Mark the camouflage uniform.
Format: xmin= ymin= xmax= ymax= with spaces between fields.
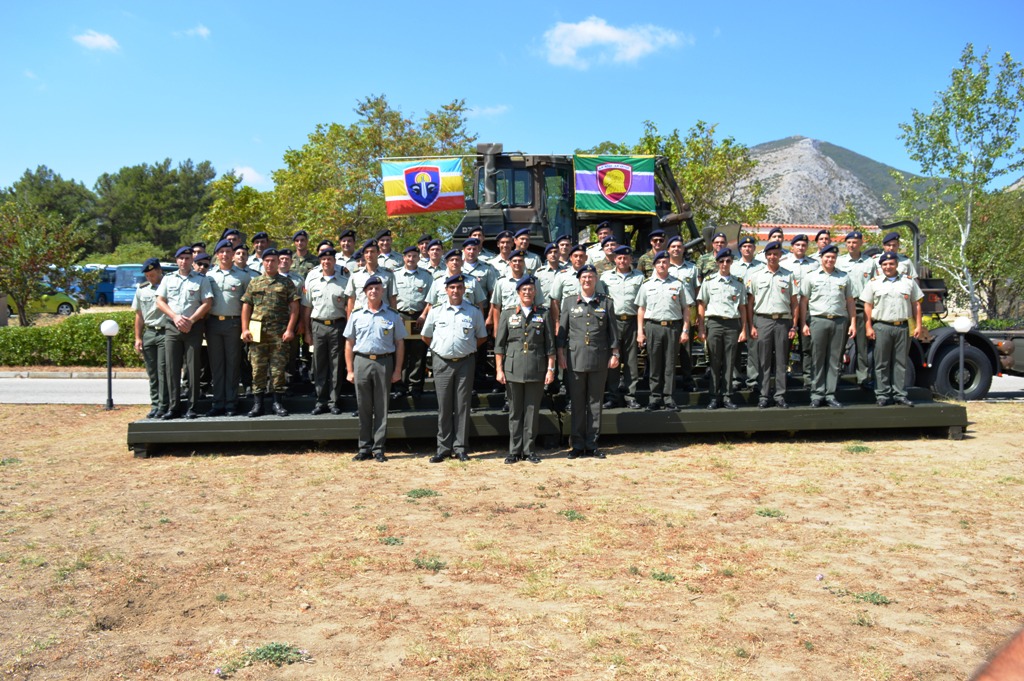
xmin=242 ymin=273 xmax=300 ymax=394
xmin=637 ymin=250 xmax=657 ymax=279
xmin=696 ymin=251 xmax=720 ymax=282
xmin=293 ymin=252 xmax=319 ymax=279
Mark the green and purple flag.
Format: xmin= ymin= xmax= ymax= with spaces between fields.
xmin=573 ymin=155 xmax=657 ymax=214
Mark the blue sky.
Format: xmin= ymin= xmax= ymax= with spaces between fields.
xmin=3 ymin=0 xmax=1023 ymax=192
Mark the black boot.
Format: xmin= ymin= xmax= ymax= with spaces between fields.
xmin=247 ymin=395 xmax=264 ymax=418
xmin=271 ymin=393 xmax=289 ymax=417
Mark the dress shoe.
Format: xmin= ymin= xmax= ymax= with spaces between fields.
xmin=504 ymin=455 xmax=517 ymax=465
xmin=758 ymin=397 xmax=770 ymax=409
xmin=594 ymin=450 xmax=606 ymax=459
xmin=153 ymin=410 xmax=166 ymax=419
xmin=722 ymin=397 xmax=738 ymax=410
xmin=146 ymin=408 xmax=158 ymax=419
xmin=663 ymin=400 xmax=679 ymax=412
xmin=706 ymin=399 xmax=719 ymax=410
xmin=374 ymin=452 xmax=388 ymax=462
xmin=456 ymin=452 xmax=469 ymax=462
xmin=647 ymin=401 xmax=663 ymax=412
xmin=270 ymin=394 xmax=289 ymax=417
xmin=603 ymin=398 xmax=619 ymax=409
xmin=184 ymin=410 xmax=200 ymax=420
xmin=206 ymin=407 xmax=226 ymax=417
xmin=810 ymin=399 xmax=824 ymax=409
xmin=429 ymin=454 xmax=446 ymax=463
xmin=826 ymin=398 xmax=844 ymax=408
xmin=352 ymin=452 xmax=372 ymax=462
xmin=876 ymin=397 xmax=890 ymax=406
xmin=894 ymin=396 xmax=915 ymax=407
xmin=860 ymin=380 xmax=876 ymax=392
xmin=311 ymin=403 xmax=328 ymax=416
xmin=390 ymin=389 xmax=406 ymax=400
xmin=502 ymin=400 xmax=510 ymax=413
xmin=625 ymin=397 xmax=642 ymax=409
xmin=247 ymin=396 xmax=264 ymax=417
xmin=161 ymin=410 xmax=179 ymax=420
xmin=527 ymin=455 xmax=541 ymax=464
xmin=774 ymin=398 xmax=789 ymax=409
xmin=330 ymin=406 xmax=343 ymax=415
xmin=568 ymin=449 xmax=583 ymax=459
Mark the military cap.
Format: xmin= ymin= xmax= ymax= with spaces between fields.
xmin=374 ymin=229 xmax=392 ymax=240
xmin=509 ymin=249 xmax=526 ymax=260
xmin=819 ymin=244 xmax=839 ymax=256
xmin=652 ymin=250 xmax=669 ymax=264
xmin=261 ymin=248 xmax=279 ymax=259
xmin=712 ymin=231 xmax=728 ymax=242
xmin=544 ymin=242 xmax=557 ymax=256
xmin=514 ymin=227 xmax=531 ymax=238
xmin=214 ymin=239 xmax=234 ymax=253
xmin=234 ymin=243 xmax=248 ymax=252
xmin=427 ymin=239 xmax=442 ymax=249
xmin=790 ymin=234 xmax=809 ymax=245
xmin=191 ymin=241 xmax=206 ymax=250
xmin=595 ymin=221 xmax=612 ymax=232
xmin=277 ymin=248 xmax=292 ymax=257
xmin=878 ymin=251 xmax=898 ymax=264
xmin=363 ymin=275 xmax=383 ymax=289
xmin=555 ymin=234 xmax=572 ymax=244
xmin=174 ymin=246 xmax=193 ymax=258
xmin=600 ymin=235 xmax=617 ymax=246
xmin=468 ymin=225 xmax=485 ymax=235
xmin=252 ymin=231 xmax=269 ymax=242
xmin=738 ymin=236 xmax=756 ymax=247
xmin=402 ymin=245 xmax=419 ymax=255
xmin=292 ymin=229 xmax=309 ymax=240
xmin=444 ymin=273 xmax=466 ymax=286
xmin=767 ymin=227 xmax=785 ymax=239
xmin=815 ymin=229 xmax=831 ymax=240
xmin=649 ymin=229 xmax=666 ymax=240
xmin=845 ymin=230 xmax=864 ymax=240
xmin=462 ymin=237 xmax=481 ymax=247
xmin=763 ymin=241 xmax=783 ymax=253
xmin=715 ymin=247 xmax=734 ymax=261
xmin=666 ymin=235 xmax=683 ymax=247
xmin=319 ymin=248 xmax=337 ymax=258
xmin=515 ymin=275 xmax=537 ymax=291
xmin=317 ymin=239 xmax=335 ymax=249
xmin=612 ymin=245 xmax=632 ymax=256
xmin=882 ymin=231 xmax=900 ymax=244
xmin=338 ymin=229 xmax=356 ymax=240
xmin=353 ymin=249 xmax=364 ymax=260
xmin=496 ymin=230 xmax=514 ymax=242
xmin=417 ymin=233 xmax=433 ymax=244
xmin=360 ymin=238 xmax=379 ymax=251
xmin=568 ymin=244 xmax=584 ymax=256
xmin=221 ymin=228 xmax=241 ymax=238
xmin=194 ymin=252 xmax=211 ymax=264
xmin=443 ymin=248 xmax=461 ymax=262
xmin=575 ymin=263 xmax=598 ymax=278
xmin=141 ymin=258 xmax=161 ymax=273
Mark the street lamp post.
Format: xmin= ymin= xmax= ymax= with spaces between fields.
xmin=100 ymin=319 xmax=120 ymax=410
xmin=951 ymin=316 xmax=974 ymax=402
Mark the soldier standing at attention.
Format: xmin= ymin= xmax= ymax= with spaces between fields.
xmin=592 ymin=235 xmax=619 ymax=275
xmin=132 ymin=258 xmax=169 ymax=419
xmin=755 ymin=227 xmax=788 ymax=263
xmin=637 ymin=249 xmax=692 ymax=411
xmin=248 ymin=231 xmax=270 ymax=274
xmin=873 ymin=231 xmax=918 ymax=279
xmin=781 ymin=234 xmax=818 ymax=384
xmin=337 ymin=229 xmax=359 ymax=273
xmin=600 ymin=245 xmax=644 ymax=409
xmin=746 ymin=241 xmax=797 ymax=409
xmin=241 ymin=248 xmax=300 ymax=417
xmin=345 ymin=276 xmax=406 ymax=462
xmin=696 ymin=232 xmax=729 ymax=282
xmin=494 ymin=275 xmax=556 ymax=464
xmin=836 ymin=230 xmax=877 ymax=390
xmin=666 ymin=235 xmax=700 ymax=392
xmin=862 ymin=251 xmax=923 ymax=406
xmin=156 ymin=246 xmax=213 ymax=419
xmin=557 ymin=264 xmax=620 ymax=459
xmin=801 ymin=244 xmax=855 ymax=408
xmin=303 ymin=248 xmax=350 ymax=415
xmin=555 ymin=234 xmax=573 ymax=267
xmin=732 ymin=236 xmax=764 ymax=393
xmin=423 ymin=239 xmax=446 ymax=279
xmin=205 ymin=239 xmax=251 ymax=417
xmin=392 ymin=245 xmax=433 ymax=399
xmin=421 ymin=274 xmax=489 ymax=463
xmin=534 ymin=242 xmax=565 ymax=302
xmin=375 ymin=229 xmax=402 ymax=271
xmin=512 ymin=228 xmax=542 ymax=274
xmin=697 ymin=248 xmax=748 ymax=410
xmin=814 ymin=229 xmax=832 ymax=256
xmin=490 ymin=230 xmax=516 ymax=278
xmin=637 ymin=229 xmax=666 ymax=279
xmin=345 ymin=240 xmax=397 ymax=314
xmin=416 ymin=233 xmax=433 ymax=260
xmin=291 ymin=230 xmax=319 ymax=279
xmin=586 ymin=221 xmax=614 ymax=264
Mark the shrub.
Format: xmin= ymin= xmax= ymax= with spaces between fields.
xmin=0 ymin=311 xmax=142 ymax=368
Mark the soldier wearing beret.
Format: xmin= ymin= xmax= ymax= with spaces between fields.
xmin=557 ymin=264 xmax=620 ymax=459
xmin=337 ymin=230 xmax=359 ymax=273
xmin=873 ymin=231 xmax=918 ymax=279
xmin=345 ymin=240 xmax=397 ymax=314
xmin=732 ymin=235 xmax=764 ymax=392
xmin=697 ymin=232 xmax=729 ymax=282
xmin=303 ymin=248 xmax=350 ymax=414
xmin=423 ymin=249 xmax=487 ymax=318
xmin=862 ymin=252 xmax=923 ymax=406
xmin=204 ymin=239 xmax=251 ymax=416
xmin=192 ymin=251 xmax=211 ymax=274
xmin=697 ymin=248 xmax=748 ymax=409
xmin=836 ymin=230 xmax=877 ymax=389
xmin=814 ymin=229 xmax=832 ymax=255
xmin=549 ymin=245 xmax=608 ymax=332
xmin=585 ymin=221 xmax=614 ymax=264
xmin=241 ymin=248 xmax=300 ymax=417
xmin=494 ymin=275 xmax=556 ymax=464
xmin=600 ymin=244 xmax=644 ymax=409
xmin=374 ymin=229 xmax=402 ymax=272
xmin=248 ymin=231 xmax=270 ymax=273
xmin=513 ymin=227 xmax=542 ymax=273
xmin=156 ymin=246 xmax=214 ymax=419
xmin=636 ymin=250 xmax=692 ymax=411
xmin=755 ymin=226 xmax=788 ymax=263
xmin=781 ymin=234 xmax=819 ymax=384
xmin=423 ymin=239 xmax=446 ymax=279
xmin=534 ymin=242 xmax=567 ymax=303
xmin=345 ymin=275 xmax=406 ymax=461
xmin=667 ymin=235 xmax=701 ymax=392
xmin=132 ymin=258 xmax=169 ymax=419
xmin=291 ymin=230 xmax=319 ymax=279
xmin=466 ymin=226 xmax=498 ymax=263
xmin=490 ymin=230 xmax=517 ymax=278
xmin=747 ymin=241 xmax=798 ymax=408
xmin=800 ymin=244 xmax=855 ymax=408
xmin=592 ymin=235 xmax=619 ymax=275
xmin=421 ymin=274 xmax=489 ymax=462
xmin=637 ymin=229 xmax=666 ymax=279
xmin=392 ymin=245 xmax=433 ymax=398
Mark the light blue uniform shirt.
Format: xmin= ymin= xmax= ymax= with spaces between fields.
xmin=343 ymin=304 xmax=407 ymax=354
xmin=422 ymin=301 xmax=488 ymax=359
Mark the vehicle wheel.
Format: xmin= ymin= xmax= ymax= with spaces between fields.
xmin=904 ymin=358 xmax=916 ymax=390
xmin=56 ymin=302 xmax=74 ymax=315
xmin=931 ymin=344 xmax=992 ymax=400
xmin=97 ymin=294 xmax=108 ymax=305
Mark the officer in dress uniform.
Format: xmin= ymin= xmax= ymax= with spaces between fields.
xmin=600 ymin=245 xmax=644 ymax=409
xmin=666 ymin=235 xmax=700 ymax=392
xmin=746 ymin=241 xmax=798 ymax=409
xmin=697 ymin=248 xmax=748 ymax=410
xmin=494 ymin=275 xmax=556 ymax=464
xmin=862 ymin=251 xmax=924 ymax=406
xmin=303 ymin=248 xmax=350 ymax=414
xmin=205 ymin=239 xmax=251 ymax=416
xmin=344 ymin=275 xmax=406 ymax=462
xmin=421 ymin=274 xmax=489 ymax=462
xmin=637 ymin=249 xmax=692 ymax=411
xmin=392 ymin=245 xmax=433 ymax=398
xmin=836 ymin=230 xmax=877 ymax=389
xmin=156 ymin=246 xmax=214 ymax=419
xmin=557 ymin=264 xmax=620 ymax=459
xmin=132 ymin=258 xmax=169 ymax=418
xmin=800 ymin=244 xmax=855 ymax=408
xmin=241 ymin=249 xmax=300 ymax=417
xmin=732 ymin=235 xmax=764 ymax=392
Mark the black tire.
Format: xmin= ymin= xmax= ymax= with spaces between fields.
xmin=931 ymin=344 xmax=992 ymax=400
xmin=56 ymin=302 xmax=74 ymax=315
xmin=904 ymin=358 xmax=916 ymax=390
xmin=97 ymin=294 xmax=108 ymax=305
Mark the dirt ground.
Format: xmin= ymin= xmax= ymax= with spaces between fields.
xmin=1 ymin=402 xmax=1021 ymax=680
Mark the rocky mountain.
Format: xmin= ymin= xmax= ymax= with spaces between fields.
xmin=742 ymin=136 xmax=914 ymax=224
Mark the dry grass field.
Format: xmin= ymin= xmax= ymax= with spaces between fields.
xmin=1 ymin=402 xmax=1021 ymax=680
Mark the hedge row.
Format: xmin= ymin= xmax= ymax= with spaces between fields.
xmin=0 ymin=311 xmax=143 ymax=368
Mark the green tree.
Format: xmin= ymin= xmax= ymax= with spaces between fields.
xmin=0 ymin=201 xmax=96 ymax=326
xmin=0 ymin=166 xmax=97 ymax=225
xmin=891 ymin=44 xmax=1024 ymax=321
xmin=199 ymin=172 xmax=274 ymax=246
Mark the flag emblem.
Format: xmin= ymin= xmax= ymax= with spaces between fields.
xmin=597 ymin=163 xmax=632 ymax=204
xmin=405 ymin=166 xmax=441 ymax=209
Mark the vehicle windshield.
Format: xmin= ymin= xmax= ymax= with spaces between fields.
xmin=115 ymin=266 xmax=144 ymax=288
xmin=476 ymin=168 xmax=532 ymax=207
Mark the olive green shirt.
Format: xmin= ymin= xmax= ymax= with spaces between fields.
xmin=131 ymin=282 xmax=165 ymax=328
xmin=635 ymin=275 xmax=692 ymax=321
xmin=156 ymin=270 xmax=213 ymax=327
xmin=859 ymin=276 xmax=924 ymax=322
xmin=836 ymin=252 xmax=876 ymax=298
xmin=745 ymin=266 xmax=796 ymax=316
xmin=303 ymin=270 xmax=349 ymax=319
xmin=207 ymin=265 xmax=251 ymax=317
xmin=698 ymin=274 xmax=747 ymax=319
xmin=801 ymin=268 xmax=853 ymax=317
xmin=599 ymin=268 xmax=644 ymax=317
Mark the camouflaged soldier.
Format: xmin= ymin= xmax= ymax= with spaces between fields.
xmin=291 ymin=230 xmax=319 ymax=279
xmin=862 ymin=251 xmax=924 ymax=406
xmin=241 ymin=249 xmax=300 ymax=417
xmin=592 ymin=235 xmax=619 ymax=275
xmin=637 ymin=229 xmax=666 ymax=279
xmin=697 ymin=232 xmax=729 ymax=282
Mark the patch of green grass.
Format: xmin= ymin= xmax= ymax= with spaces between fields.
xmin=379 ymin=536 xmax=403 ymax=546
xmin=735 ymin=647 xmax=749 ymax=658
xmin=719 ymin=567 xmax=735 ymax=578
xmin=996 ymin=475 xmax=1024 ymax=485
xmin=215 ymin=642 xmax=311 ymax=678
xmin=651 ymin=571 xmax=675 ymax=583
xmin=406 ymin=488 xmax=440 ymax=499
xmin=803 ymin=640 xmax=814 ymax=651
xmin=159 ymin=517 xmax=171 ymax=524
xmin=215 ymin=593 xmax=229 ymax=602
xmin=852 ymin=611 xmax=874 ymax=627
xmin=844 ymin=443 xmax=873 ymax=454
xmin=558 ymin=509 xmax=585 ymax=522
xmin=627 ymin=565 xmax=641 ymax=576
xmin=755 ymin=507 xmax=784 ymax=518
xmin=854 ymin=591 xmax=892 ymax=605
xmin=20 ymin=555 xmax=47 ymax=568
xmin=0 ymin=457 xmax=22 ymax=466
xmin=413 ymin=555 xmax=446 ymax=572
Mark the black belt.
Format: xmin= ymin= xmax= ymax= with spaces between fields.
xmin=439 ymin=355 xmax=472 ymax=362
xmin=312 ymin=318 xmax=344 ymax=325
xmin=355 ymin=352 xmax=393 ymax=360
xmin=813 ymin=314 xmax=845 ymax=320
xmin=875 ymin=319 xmax=907 ymax=326
xmin=397 ymin=309 xmax=423 ymax=317
xmin=213 ymin=315 xmax=240 ymax=320
xmin=616 ymin=314 xmax=636 ymax=321
xmin=145 ymin=325 xmax=165 ymax=332
xmin=756 ymin=313 xmax=791 ymax=320
xmin=646 ymin=319 xmax=679 ymax=326
xmin=705 ymin=315 xmax=737 ymax=320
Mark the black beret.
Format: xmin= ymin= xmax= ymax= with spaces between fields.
xmin=738 ymin=236 xmax=756 ymax=247
xmin=509 ymin=249 xmax=526 ymax=260
xmin=375 ymin=229 xmax=392 ymax=239
xmin=261 ymin=248 xmax=279 ymax=259
xmin=402 ymin=245 xmax=418 ymax=255
xmin=883 ymin=231 xmax=900 ymax=244
xmin=649 ymin=229 xmax=666 ymax=239
xmin=879 ymin=251 xmax=898 ymax=263
xmin=338 ymin=229 xmax=356 ymax=239
xmin=666 ymin=235 xmax=683 ymax=247
xmin=819 ymin=244 xmax=839 ymax=256
xmin=174 ymin=246 xmax=192 ymax=258
xmin=712 ymin=232 xmax=728 ymax=241
xmin=568 ymin=244 xmax=584 ymax=256
xmin=360 ymin=239 xmax=378 ymax=251
xmin=600 ymin=235 xmax=617 ymax=246
xmin=514 ymin=227 xmax=531 ymax=238
xmin=715 ymin=248 xmax=734 ymax=261
xmin=252 ymin=231 xmax=269 ymax=242
xmin=515 ymin=275 xmax=537 ymax=291
xmin=427 ymin=239 xmax=442 ymax=249
xmin=764 ymin=241 xmax=782 ymax=253
xmin=595 ymin=221 xmax=612 ymax=232
xmin=845 ymin=230 xmax=863 ymax=240
xmin=767 ymin=227 xmax=784 ymax=238
xmin=555 ymin=234 xmax=572 ymax=244
xmin=191 ymin=242 xmax=206 ymax=250
xmin=444 ymin=273 xmax=466 ymax=286
xmin=496 ymin=230 xmax=514 ymax=241
xmin=462 ymin=237 xmax=481 ymax=247
xmin=194 ymin=252 xmax=211 ymax=263
xmin=444 ymin=248 xmax=461 ymax=261
xmin=141 ymin=257 xmax=161 ymax=273
xmin=544 ymin=242 xmax=557 ymax=256
xmin=317 ymin=239 xmax=335 ymax=249
xmin=277 ymin=248 xmax=292 ymax=257
xmin=575 ymin=264 xmax=597 ymax=278
xmin=221 ymin=228 xmax=241 ymax=238
xmin=292 ymin=230 xmax=309 ymax=240
xmin=417 ymin=233 xmax=433 ymax=244
xmin=815 ymin=229 xmax=831 ymax=240
xmin=652 ymin=250 xmax=669 ymax=264
xmin=319 ymin=248 xmax=337 ymax=258
xmin=790 ymin=234 xmax=809 ymax=245
xmin=214 ymin=239 xmax=234 ymax=253
xmin=612 ymin=245 xmax=632 ymax=256
xmin=363 ymin=275 xmax=383 ymax=289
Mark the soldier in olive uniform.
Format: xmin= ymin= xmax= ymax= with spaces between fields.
xmin=345 ymin=275 xmax=406 ymax=462
xmin=513 ymin=227 xmax=542 ymax=273
xmin=781 ymin=234 xmax=819 ymax=383
xmin=873 ymin=232 xmax=918 ymax=279
xmin=248 ymin=231 xmax=270 ymax=274
xmin=862 ymin=251 xmax=923 ymax=406
xmin=534 ymin=242 xmax=566 ymax=303
xmin=132 ymin=258 xmax=169 ymax=418
xmin=755 ymin=227 xmax=788 ymax=263
xmin=557 ymin=264 xmax=620 ymax=459
xmin=303 ymin=248 xmax=350 ymax=414
xmin=666 ymin=235 xmax=700 ymax=392
xmin=423 ymin=239 xmax=446 ymax=279
xmin=600 ymin=245 xmax=644 ymax=409
xmin=205 ymin=239 xmax=251 ymax=416
xmin=836 ymin=230 xmax=877 ymax=389
xmin=156 ymin=246 xmax=214 ymax=419
xmin=637 ymin=229 xmax=666 ymax=279
xmin=585 ymin=222 xmax=614 ymax=264
xmin=800 ymin=244 xmax=855 ymax=408
xmin=346 ymin=240 xmax=397 ymax=312
xmin=697 ymin=248 xmax=748 ymax=409
xmin=746 ymin=241 xmax=798 ymax=409
xmin=392 ymin=245 xmax=433 ymax=398
xmin=241 ymin=249 xmax=300 ymax=417
xmin=732 ymin=236 xmax=764 ymax=392
xmin=494 ymin=275 xmax=556 ymax=464
xmin=592 ymin=235 xmax=618 ymax=275
xmin=636 ymin=250 xmax=692 ymax=411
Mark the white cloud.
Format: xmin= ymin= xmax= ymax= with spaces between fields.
xmin=185 ymin=24 xmax=210 ymax=39
xmin=234 ymin=165 xmax=271 ymax=189
xmin=24 ymin=70 xmax=37 ymax=79
xmin=467 ymin=105 xmax=509 ymax=119
xmin=543 ymin=16 xmax=683 ymax=70
xmin=73 ymin=29 xmax=120 ymax=51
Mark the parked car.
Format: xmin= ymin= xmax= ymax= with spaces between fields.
xmin=8 ymin=291 xmax=80 ymax=316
